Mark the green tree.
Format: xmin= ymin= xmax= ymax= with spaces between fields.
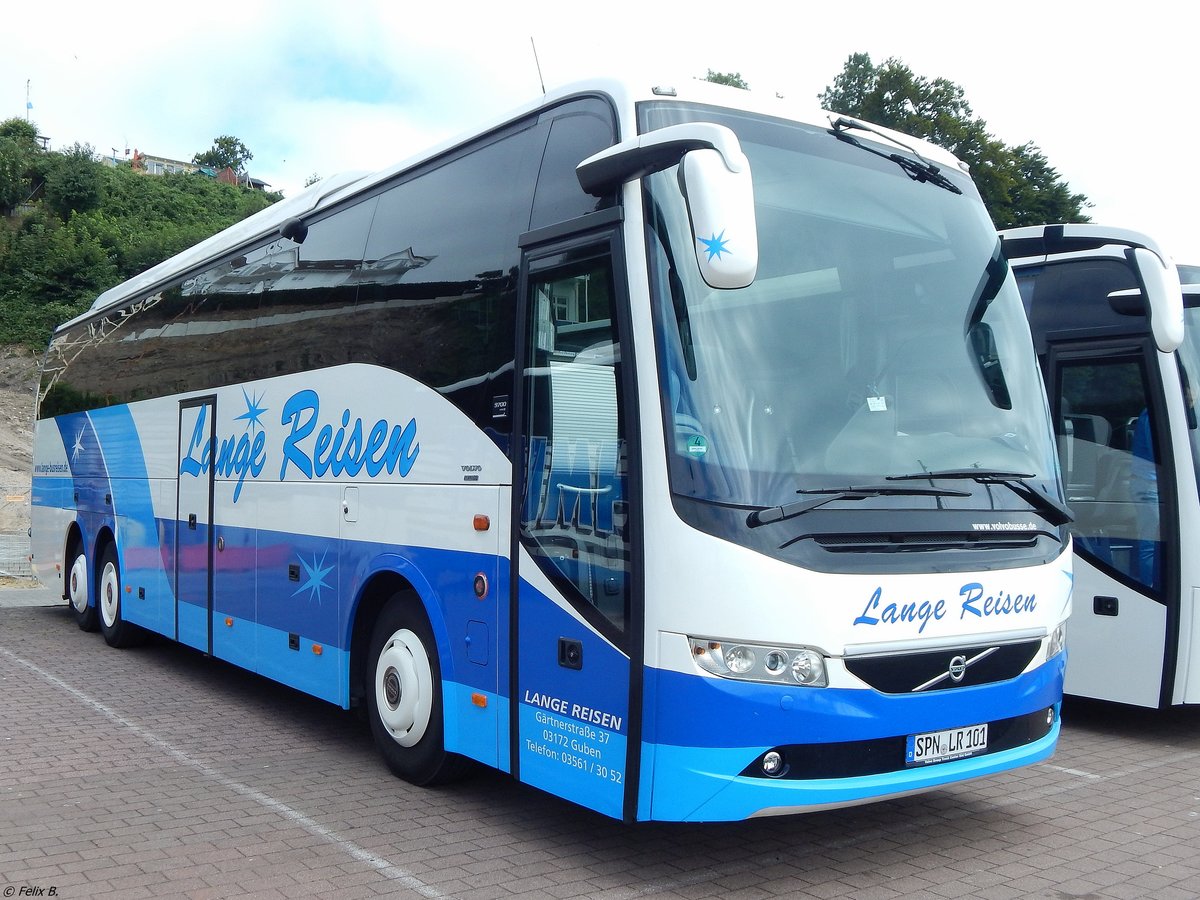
xmin=0 ymin=118 xmax=39 ymax=147
xmin=704 ymin=69 xmax=749 ymax=90
xmin=43 ymin=143 xmax=104 ymax=218
xmin=193 ymin=135 xmax=254 ymax=174
xmin=819 ymin=53 xmax=1089 ymax=228
xmin=0 ymin=136 xmax=279 ymax=347
xmin=0 ymin=117 xmax=42 ymax=214
xmin=0 ymin=212 xmax=118 ymax=345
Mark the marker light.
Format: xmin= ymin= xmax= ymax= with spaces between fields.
xmin=690 ymin=637 xmax=828 ymax=687
xmin=1047 ymin=622 xmax=1067 ymax=660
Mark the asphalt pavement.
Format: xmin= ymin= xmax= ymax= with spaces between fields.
xmin=2 ymin=580 xmax=1200 ymax=898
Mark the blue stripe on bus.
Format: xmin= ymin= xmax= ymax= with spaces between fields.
xmin=643 ymin=658 xmax=1063 ymax=748
xmin=640 ymin=715 xmax=1061 ymax=822
xmin=444 ymin=682 xmax=506 ymax=769
xmin=638 ymin=661 xmax=1063 ymax=820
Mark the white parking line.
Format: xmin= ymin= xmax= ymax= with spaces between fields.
xmin=1039 ymin=764 xmax=1102 ymax=779
xmin=0 ymin=645 xmax=446 ymax=899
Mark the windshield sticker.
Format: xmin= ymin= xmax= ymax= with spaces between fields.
xmin=867 ymin=396 xmax=888 ymax=412
xmin=686 ymin=434 xmax=709 ymax=457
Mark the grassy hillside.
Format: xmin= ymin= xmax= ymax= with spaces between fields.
xmin=0 ymin=134 xmax=279 ymax=348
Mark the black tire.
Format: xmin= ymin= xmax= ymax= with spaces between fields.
xmin=96 ymin=543 xmax=145 ymax=648
xmin=365 ymin=592 xmax=471 ymax=786
xmin=66 ymin=541 xmax=97 ymax=632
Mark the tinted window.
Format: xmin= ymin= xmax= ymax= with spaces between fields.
xmin=353 ymin=123 xmax=544 ymax=440
xmin=39 ymin=202 xmax=377 ymax=419
xmin=40 ymin=124 xmax=546 ymax=443
xmin=1058 ymin=356 xmax=1165 ymax=594
xmin=530 ymin=98 xmax=617 ymax=230
xmin=521 ymin=251 xmax=631 ymax=634
xmin=1019 ymin=259 xmax=1142 ymax=351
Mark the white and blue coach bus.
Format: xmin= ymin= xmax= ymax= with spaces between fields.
xmin=31 ymin=78 xmax=1070 ymax=822
xmin=1001 ymin=224 xmax=1197 ymax=708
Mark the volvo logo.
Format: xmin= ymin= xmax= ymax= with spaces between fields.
xmin=912 ymin=646 xmax=999 ymax=692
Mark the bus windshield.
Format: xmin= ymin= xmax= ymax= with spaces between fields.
xmin=1175 ymin=304 xmax=1200 ymax=498
xmin=642 ymin=103 xmax=1059 ymax=511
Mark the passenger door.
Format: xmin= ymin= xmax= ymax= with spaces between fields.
xmin=1049 ymin=342 xmax=1177 ymax=706
xmin=176 ymin=397 xmax=215 ymax=653
xmin=512 ymin=228 xmax=639 ymax=820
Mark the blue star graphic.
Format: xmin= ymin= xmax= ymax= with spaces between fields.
xmin=235 ymin=388 xmax=268 ymax=431
xmin=293 ymin=551 xmax=334 ymax=605
xmin=698 ymin=230 xmax=732 ymax=261
xmin=71 ymin=430 xmax=85 ymax=464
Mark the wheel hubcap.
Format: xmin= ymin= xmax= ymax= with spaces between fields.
xmin=69 ymin=555 xmax=88 ymax=614
xmin=100 ymin=563 xmax=119 ymax=628
xmin=374 ymin=628 xmax=433 ymax=748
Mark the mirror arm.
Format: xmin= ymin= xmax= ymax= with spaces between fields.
xmin=577 ymin=123 xmax=747 ymax=196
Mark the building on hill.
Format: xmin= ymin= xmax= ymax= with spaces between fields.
xmin=104 ymin=149 xmax=270 ymax=190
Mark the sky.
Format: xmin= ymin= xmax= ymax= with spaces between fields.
xmin=4 ymin=1 xmax=1197 ymax=261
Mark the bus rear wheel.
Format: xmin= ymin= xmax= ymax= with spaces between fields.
xmin=97 ymin=544 xmax=144 ymax=649
xmin=366 ymin=592 xmax=470 ymax=786
xmin=67 ymin=543 xmax=97 ymax=632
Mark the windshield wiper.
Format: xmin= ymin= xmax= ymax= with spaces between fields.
xmin=747 ymin=483 xmax=970 ymax=528
xmin=830 ymin=117 xmax=963 ymax=195
xmin=887 ymin=468 xmax=1074 ymax=526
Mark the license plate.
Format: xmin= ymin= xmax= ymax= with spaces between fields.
xmin=906 ymin=723 xmax=988 ymax=766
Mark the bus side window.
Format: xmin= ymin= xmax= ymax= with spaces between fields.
xmin=1059 ymin=358 xmax=1163 ymax=593
xmin=530 ymin=99 xmax=617 ymax=231
xmin=521 ymin=255 xmax=630 ymax=633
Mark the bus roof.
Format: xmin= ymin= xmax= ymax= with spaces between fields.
xmin=1000 ymin=223 xmax=1171 ymax=265
xmin=65 ymin=77 xmax=967 ymax=333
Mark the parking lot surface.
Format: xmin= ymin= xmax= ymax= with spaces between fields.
xmin=2 ymin=590 xmax=1199 ymax=899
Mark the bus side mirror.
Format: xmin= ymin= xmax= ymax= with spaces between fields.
xmin=679 ymin=147 xmax=758 ymax=290
xmin=1134 ymin=246 xmax=1184 ymax=352
xmin=577 ymin=122 xmax=758 ymax=289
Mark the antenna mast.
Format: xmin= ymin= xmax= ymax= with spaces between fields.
xmin=530 ymin=37 xmax=546 ymax=95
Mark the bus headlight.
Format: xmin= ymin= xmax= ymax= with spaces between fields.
xmin=690 ymin=637 xmax=828 ymax=687
xmin=1047 ymin=622 xmax=1067 ymax=660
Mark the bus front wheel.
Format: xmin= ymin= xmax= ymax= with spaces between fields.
xmin=366 ymin=593 xmax=469 ymax=786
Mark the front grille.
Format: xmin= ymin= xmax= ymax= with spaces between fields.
xmin=844 ymin=640 xmax=1042 ymax=693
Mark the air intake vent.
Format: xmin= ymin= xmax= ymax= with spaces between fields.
xmin=845 ymin=640 xmax=1041 ymax=693
xmin=813 ymin=532 xmax=1038 ymax=553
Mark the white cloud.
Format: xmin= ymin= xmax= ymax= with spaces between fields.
xmin=3 ymin=0 xmax=1196 ymax=258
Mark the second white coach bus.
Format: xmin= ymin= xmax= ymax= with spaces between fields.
xmin=1001 ymin=224 xmax=1197 ymax=708
xmin=32 ymin=78 xmax=1070 ymax=821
